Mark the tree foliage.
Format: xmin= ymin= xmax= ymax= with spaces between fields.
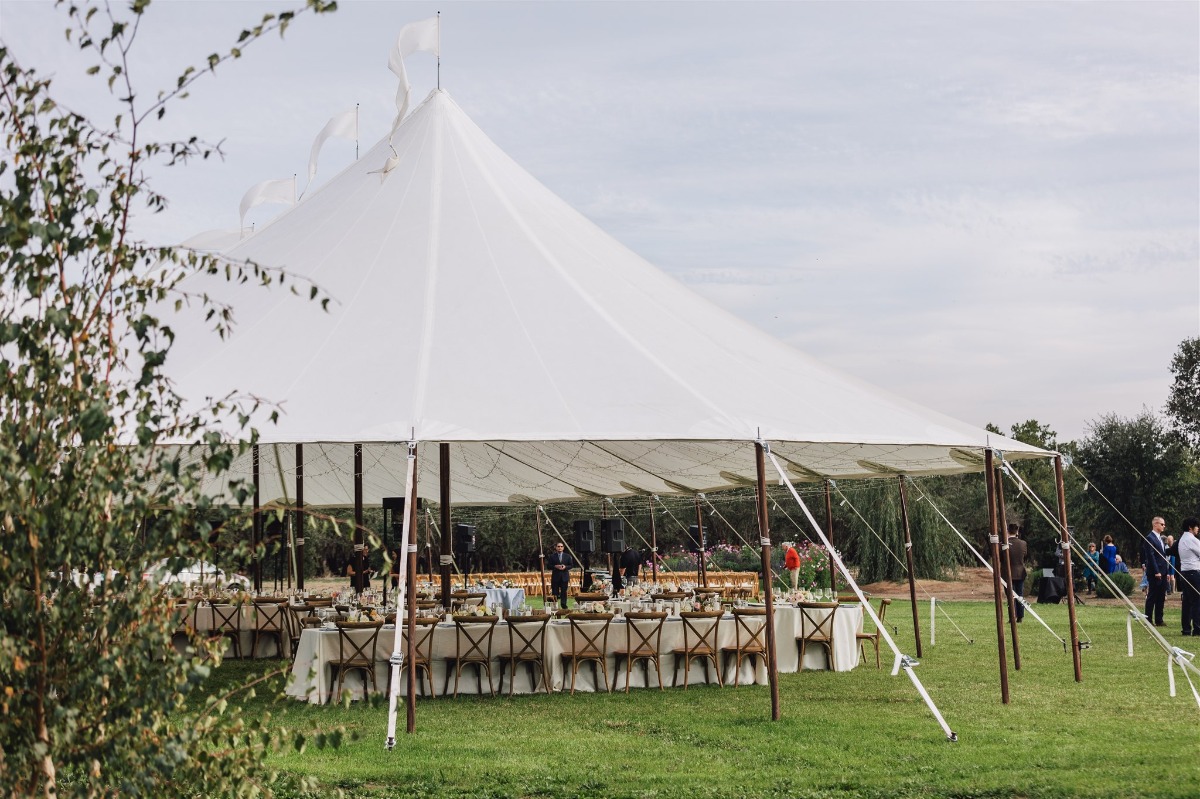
xmin=0 ymin=1 xmax=334 ymax=795
xmin=1074 ymin=409 xmax=1199 ymax=559
xmin=1167 ymin=336 xmax=1200 ymax=450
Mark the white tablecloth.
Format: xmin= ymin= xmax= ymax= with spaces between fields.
xmin=482 ymin=587 xmax=526 ymax=610
xmin=183 ymin=603 xmax=286 ymax=659
xmin=286 ymin=603 xmax=862 ymax=703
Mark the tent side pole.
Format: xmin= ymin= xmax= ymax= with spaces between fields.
xmin=648 ymin=495 xmax=659 ymax=585
xmin=295 ymin=443 xmax=305 ymax=591
xmin=439 ymin=443 xmax=453 ymax=606
xmin=535 ymin=508 xmax=549 ymax=602
xmin=252 ymin=444 xmax=261 ymax=593
xmin=824 ymin=480 xmax=836 ymax=595
xmin=354 ymin=444 xmax=364 ymax=595
xmin=996 ymin=467 xmax=1021 ymax=669
xmin=406 ymin=447 xmax=420 ymax=733
xmin=755 ymin=442 xmax=781 ymax=721
xmin=984 ymin=449 xmax=1010 ymax=704
xmin=694 ymin=495 xmax=708 ymax=587
xmin=897 ymin=475 xmax=923 ymax=658
xmin=1055 ymin=455 xmax=1083 ymax=682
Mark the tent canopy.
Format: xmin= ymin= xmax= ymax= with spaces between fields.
xmin=167 ymin=89 xmax=1050 ymax=506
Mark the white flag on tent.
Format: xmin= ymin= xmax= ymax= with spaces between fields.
xmin=306 ymin=108 xmax=357 ymax=188
xmin=239 ymin=178 xmax=295 ymax=228
xmin=388 ymin=16 xmax=439 ymax=134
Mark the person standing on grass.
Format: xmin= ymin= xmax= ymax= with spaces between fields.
xmin=784 ymin=542 xmax=801 ymax=591
xmin=1101 ymin=535 xmax=1118 ymax=574
xmin=1083 ymin=543 xmax=1100 ymax=594
xmin=1176 ymin=518 xmax=1200 ymax=637
xmin=1142 ymin=516 xmax=1170 ymax=627
xmin=1007 ymin=524 xmax=1028 ymax=622
xmin=548 ymin=541 xmax=574 ymax=610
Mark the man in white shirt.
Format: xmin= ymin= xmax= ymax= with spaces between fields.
xmin=1176 ymin=517 xmax=1200 ymax=636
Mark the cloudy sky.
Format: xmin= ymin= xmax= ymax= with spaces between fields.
xmin=2 ymin=1 xmax=1197 ymax=442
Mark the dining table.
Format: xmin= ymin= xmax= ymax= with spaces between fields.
xmin=286 ymin=601 xmax=862 ymax=703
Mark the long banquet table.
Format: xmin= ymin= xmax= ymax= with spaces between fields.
xmin=286 ymin=603 xmax=862 ymax=704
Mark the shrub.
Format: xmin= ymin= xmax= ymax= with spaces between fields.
xmin=1097 ymin=571 xmax=1136 ymax=599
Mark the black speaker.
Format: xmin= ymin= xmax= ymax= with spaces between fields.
xmin=687 ymin=524 xmax=705 ymax=553
xmin=453 ymin=523 xmax=476 ymax=553
xmin=600 ymin=518 xmax=625 ymax=553
xmin=573 ymin=520 xmax=596 ymax=553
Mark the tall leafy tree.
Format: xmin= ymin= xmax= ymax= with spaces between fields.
xmin=1073 ymin=410 xmax=1200 ymax=560
xmin=0 ymin=1 xmax=334 ymax=795
xmin=1167 ymin=336 xmax=1200 ymax=450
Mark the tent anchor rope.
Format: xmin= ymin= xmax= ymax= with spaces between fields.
xmin=833 ymin=484 xmax=973 ymax=645
xmin=384 ymin=441 xmax=418 ymax=751
xmin=765 ymin=445 xmax=957 ymax=742
xmin=906 ymin=478 xmax=1066 ymax=647
xmin=998 ymin=462 xmax=1200 ymax=698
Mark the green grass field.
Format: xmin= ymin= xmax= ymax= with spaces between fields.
xmin=213 ymin=599 xmax=1199 ymax=798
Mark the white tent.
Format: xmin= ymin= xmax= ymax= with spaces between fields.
xmin=167 ymin=88 xmax=1050 ymax=506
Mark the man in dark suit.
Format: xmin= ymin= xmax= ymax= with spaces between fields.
xmin=548 ymin=541 xmax=574 ymax=610
xmin=1007 ymin=524 xmax=1028 ymax=622
xmin=1142 ymin=516 xmax=1170 ymax=626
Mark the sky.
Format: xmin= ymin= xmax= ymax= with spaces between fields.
xmin=1 ymin=0 xmax=1197 ymax=443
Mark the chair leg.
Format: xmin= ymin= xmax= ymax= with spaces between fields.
xmin=653 ymin=656 xmax=663 ymax=691
xmin=874 ymin=637 xmax=881 ymax=669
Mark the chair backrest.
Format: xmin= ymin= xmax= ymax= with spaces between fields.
xmin=207 ymin=601 xmax=241 ymax=632
xmin=622 ymin=611 xmax=666 ymax=655
xmin=253 ymin=600 xmax=285 ymax=631
xmin=872 ymin=598 xmax=892 ymax=629
xmin=574 ymin=592 xmax=607 ymax=602
xmin=565 ymin=613 xmax=613 ymax=656
xmin=506 ymin=616 xmax=549 ymax=660
xmin=452 ymin=616 xmax=498 ymax=662
xmin=400 ymin=616 xmax=441 ymax=662
xmin=731 ymin=607 xmax=767 ymax=651
xmin=335 ymin=621 xmax=383 ymax=664
xmin=679 ymin=611 xmax=723 ymax=654
xmin=796 ymin=601 xmax=838 ymax=642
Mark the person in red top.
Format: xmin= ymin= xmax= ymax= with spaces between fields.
xmin=783 ymin=542 xmax=801 ymax=590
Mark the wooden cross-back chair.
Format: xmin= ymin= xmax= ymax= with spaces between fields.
xmin=673 ymin=611 xmax=723 ymax=689
xmin=328 ymin=620 xmax=383 ymax=704
xmin=857 ymin=597 xmax=892 ymax=669
xmin=499 ymin=616 xmax=550 ymax=695
xmin=561 ymin=613 xmax=613 ymax=695
xmin=206 ymin=600 xmax=243 ymax=659
xmin=722 ymin=607 xmax=768 ymax=686
xmin=444 ymin=616 xmax=499 ymax=697
xmin=796 ymin=601 xmax=839 ymax=671
xmin=383 ymin=615 xmax=440 ymax=698
xmin=612 ymin=611 xmax=667 ymax=692
xmin=251 ymin=600 xmax=287 ymax=659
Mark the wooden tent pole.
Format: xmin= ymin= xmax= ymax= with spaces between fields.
xmin=897 ymin=475 xmax=923 ymax=658
xmin=295 ymin=443 xmax=305 ymax=591
xmin=823 ymin=480 xmax=835 ymax=594
xmin=995 ymin=467 xmax=1021 ymax=669
xmin=984 ymin=449 xmax=1010 ymax=704
xmin=535 ymin=508 xmax=549 ymax=602
xmin=252 ymin=444 xmax=261 ymax=593
xmin=648 ymin=495 xmax=659 ymax=585
xmin=405 ymin=448 xmax=419 ymax=733
xmin=693 ymin=495 xmax=708 ymax=587
xmin=354 ymin=444 xmax=364 ymax=594
xmin=755 ymin=442 xmax=781 ymax=720
xmin=439 ymin=443 xmax=453 ymax=606
xmin=1056 ymin=455 xmax=1083 ymax=682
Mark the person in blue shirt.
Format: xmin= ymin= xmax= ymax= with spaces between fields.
xmin=1101 ymin=535 xmax=1118 ymax=574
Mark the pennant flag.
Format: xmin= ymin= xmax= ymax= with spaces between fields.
xmin=388 ymin=16 xmax=440 ymax=134
xmin=239 ymin=178 xmax=295 ymax=228
xmin=306 ymin=108 xmax=357 ymax=188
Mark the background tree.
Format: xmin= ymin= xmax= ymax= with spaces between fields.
xmin=0 ymin=2 xmax=334 ymax=795
xmin=1073 ymin=409 xmax=1200 ymax=559
xmin=1166 ymin=336 xmax=1200 ymax=450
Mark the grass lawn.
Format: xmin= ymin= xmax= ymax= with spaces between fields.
xmin=211 ymin=599 xmax=1199 ymax=798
